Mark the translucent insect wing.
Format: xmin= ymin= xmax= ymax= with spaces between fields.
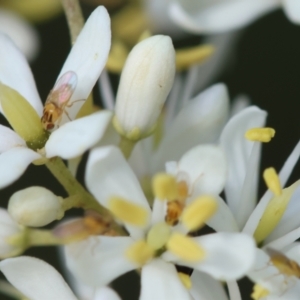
xmin=53 ymin=71 xmax=77 ymax=105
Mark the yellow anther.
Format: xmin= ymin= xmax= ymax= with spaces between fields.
xmin=176 ymin=44 xmax=214 ymax=72
xmin=108 ymin=197 xmax=148 ymax=226
xmin=181 ymin=196 xmax=217 ymax=232
xmin=251 ymin=284 xmax=269 ymax=300
xmin=152 ymin=173 xmax=178 ymax=201
xmin=245 ymin=127 xmax=275 ymax=143
xmin=125 ymin=240 xmax=154 ymax=266
xmin=263 ymin=167 xmax=282 ymax=196
xmin=254 ymin=180 xmax=300 ymax=243
xmin=178 ymin=272 xmax=192 ymax=289
xmin=166 ymin=233 xmax=205 ymax=262
xmin=146 ymin=222 xmax=171 ymax=250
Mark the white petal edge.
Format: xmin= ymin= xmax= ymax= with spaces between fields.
xmin=86 ymin=145 xmax=151 ymax=239
xmin=169 ymin=0 xmax=280 ymax=34
xmin=177 ymin=144 xmax=227 ymax=196
xmin=283 ymin=0 xmax=300 ymax=24
xmin=220 ymin=106 xmax=267 ymax=216
xmin=190 ymin=271 xmax=229 ymax=300
xmin=64 ymin=236 xmax=136 ymax=287
xmin=0 ymin=147 xmax=41 ymax=189
xmin=0 ymin=125 xmax=26 ymax=153
xmin=0 ymin=256 xmax=77 ymax=300
xmin=57 ymin=6 xmax=111 ymax=123
xmin=93 ymin=287 xmax=121 ymax=300
xmin=0 ymin=34 xmax=42 ymax=116
xmin=140 ymin=259 xmax=191 ymax=300
xmin=45 ymin=110 xmax=112 ymax=159
xmin=152 ymin=83 xmax=229 ymax=172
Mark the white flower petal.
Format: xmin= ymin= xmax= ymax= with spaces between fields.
xmin=57 ymin=6 xmax=111 ymax=123
xmin=140 ymin=259 xmax=191 ymax=300
xmin=220 ymin=106 xmax=267 ymax=216
xmin=93 ymin=287 xmax=121 ymax=300
xmin=45 ymin=111 xmax=112 ymax=159
xmin=0 ymin=9 xmax=39 ymax=61
xmin=177 ymin=144 xmax=227 ymax=196
xmin=152 ymin=84 xmax=229 ymax=172
xmin=283 ymin=0 xmax=300 ymax=24
xmin=0 ymin=34 xmax=42 ymax=116
xmin=169 ymin=0 xmax=280 ymax=34
xmin=0 ymin=125 xmax=26 ymax=153
xmin=0 ymin=256 xmax=77 ymax=300
xmin=166 ymin=233 xmax=256 ymax=280
xmin=190 ymin=271 xmax=228 ymax=300
xmin=86 ymin=146 xmax=151 ymax=238
xmin=0 ymin=147 xmax=41 ymax=189
xmin=64 ymin=236 xmax=136 ymax=287
xmin=206 ymin=196 xmax=239 ymax=233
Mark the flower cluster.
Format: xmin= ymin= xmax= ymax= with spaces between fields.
xmin=0 ymin=1 xmax=299 ymax=300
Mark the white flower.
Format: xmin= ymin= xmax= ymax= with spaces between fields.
xmin=0 ymin=9 xmax=39 ymax=61
xmin=0 ymin=256 xmax=121 ymax=300
xmin=0 ymin=208 xmax=25 ymax=258
xmin=248 ymin=246 xmax=300 ymax=300
xmin=168 ymin=0 xmax=300 ymax=34
xmin=0 ymin=6 xmax=112 ymax=189
xmin=63 ymin=145 xmax=256 ymax=299
xmin=206 ymin=104 xmax=300 ymax=251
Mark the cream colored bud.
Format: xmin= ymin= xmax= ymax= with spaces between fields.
xmin=114 ymin=35 xmax=175 ymax=140
xmin=8 ymin=187 xmax=64 ymax=227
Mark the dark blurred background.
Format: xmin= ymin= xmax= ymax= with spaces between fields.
xmin=1 ymin=2 xmax=300 ymax=299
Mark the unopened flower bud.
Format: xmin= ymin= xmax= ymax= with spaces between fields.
xmin=8 ymin=187 xmax=64 ymax=227
xmin=114 ymin=35 xmax=175 ymax=141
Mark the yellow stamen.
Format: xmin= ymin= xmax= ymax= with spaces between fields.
xmin=178 ymin=272 xmax=192 ymax=289
xmin=176 ymin=44 xmax=214 ymax=72
xmin=146 ymin=222 xmax=171 ymax=250
xmin=166 ymin=233 xmax=205 ymax=262
xmin=152 ymin=173 xmax=178 ymax=201
xmin=106 ymin=40 xmax=128 ymax=73
xmin=254 ymin=180 xmax=300 ymax=243
xmin=125 ymin=240 xmax=154 ymax=266
xmin=245 ymin=127 xmax=275 ymax=143
xmin=108 ymin=197 xmax=148 ymax=226
xmin=251 ymin=284 xmax=269 ymax=300
xmin=138 ymin=30 xmax=152 ymax=42
xmin=263 ymin=167 xmax=282 ymax=196
xmin=181 ymin=196 xmax=217 ymax=232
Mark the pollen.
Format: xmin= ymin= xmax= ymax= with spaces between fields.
xmin=166 ymin=232 xmax=205 ymax=262
xmin=146 ymin=222 xmax=171 ymax=250
xmin=108 ymin=197 xmax=149 ymax=226
xmin=263 ymin=167 xmax=282 ymax=196
xmin=178 ymin=272 xmax=192 ymax=289
xmin=181 ymin=196 xmax=217 ymax=232
xmin=125 ymin=240 xmax=154 ymax=266
xmin=251 ymin=284 xmax=269 ymax=300
xmin=245 ymin=127 xmax=275 ymax=143
xmin=165 ymin=200 xmax=185 ymax=226
xmin=152 ymin=173 xmax=178 ymax=201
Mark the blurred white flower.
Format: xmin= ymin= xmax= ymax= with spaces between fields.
xmin=0 ymin=9 xmax=39 ymax=61
xmin=0 ymin=256 xmax=121 ymax=300
xmin=0 ymin=6 xmax=113 ymax=188
xmin=63 ymin=145 xmax=256 ymax=299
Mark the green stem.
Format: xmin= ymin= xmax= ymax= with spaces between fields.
xmin=119 ymin=136 xmax=136 ymax=159
xmin=60 ymin=0 xmax=84 ymax=44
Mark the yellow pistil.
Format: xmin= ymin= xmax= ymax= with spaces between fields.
xmin=108 ymin=197 xmax=148 ymax=226
xmin=125 ymin=240 xmax=155 ymax=266
xmin=245 ymin=127 xmax=275 ymax=142
xmin=152 ymin=173 xmax=178 ymax=201
xmin=263 ymin=167 xmax=282 ymax=196
xmin=166 ymin=232 xmax=205 ymax=262
xmin=251 ymin=284 xmax=270 ymax=300
xmin=176 ymin=44 xmax=214 ymax=72
xmin=181 ymin=196 xmax=217 ymax=232
xmin=146 ymin=222 xmax=171 ymax=250
xmin=178 ymin=273 xmax=192 ymax=289
xmin=254 ymin=180 xmax=300 ymax=243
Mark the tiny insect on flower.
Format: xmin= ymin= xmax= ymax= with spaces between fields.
xmin=41 ymin=71 xmax=77 ymax=131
